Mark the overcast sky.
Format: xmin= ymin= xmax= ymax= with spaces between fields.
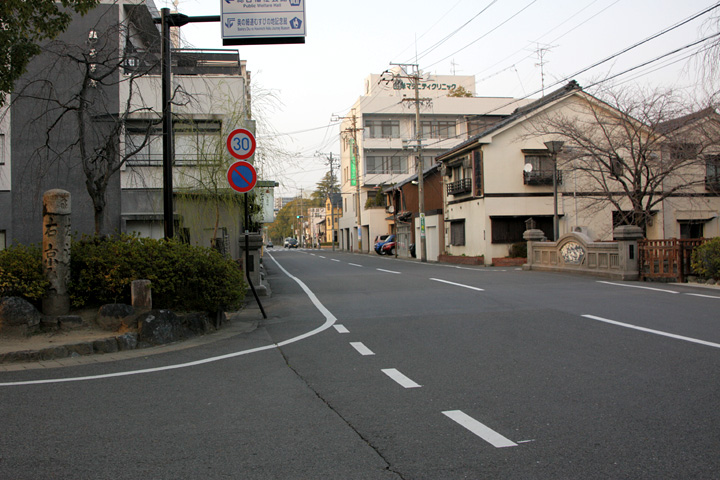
xmin=162 ymin=0 xmax=719 ymax=197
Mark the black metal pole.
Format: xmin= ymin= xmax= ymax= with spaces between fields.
xmin=245 ymin=192 xmax=267 ymax=319
xmin=161 ymin=8 xmax=174 ymax=239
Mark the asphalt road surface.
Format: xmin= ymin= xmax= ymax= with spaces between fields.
xmin=1 ymin=248 xmax=719 ymax=479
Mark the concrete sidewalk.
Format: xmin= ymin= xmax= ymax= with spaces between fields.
xmin=0 ymin=309 xmax=259 ymax=372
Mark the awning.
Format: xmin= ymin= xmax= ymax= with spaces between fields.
xmin=675 ymin=210 xmax=718 ymax=221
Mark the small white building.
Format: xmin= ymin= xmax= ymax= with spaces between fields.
xmin=438 ymin=81 xmax=720 ymax=265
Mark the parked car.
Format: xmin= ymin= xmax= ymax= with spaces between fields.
xmin=286 ymin=238 xmax=298 ymax=249
xmin=374 ymin=234 xmax=390 ymax=255
xmin=375 ymin=234 xmax=395 ymax=255
xmin=380 ymin=235 xmax=396 ymax=255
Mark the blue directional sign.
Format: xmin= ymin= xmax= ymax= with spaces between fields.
xmin=227 ymin=161 xmax=257 ymax=193
xmin=222 ymin=0 xmax=306 ymax=46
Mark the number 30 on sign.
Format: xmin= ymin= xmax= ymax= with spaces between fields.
xmin=226 ymin=128 xmax=256 ymax=160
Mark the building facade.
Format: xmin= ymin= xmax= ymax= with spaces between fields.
xmin=337 ymin=69 xmax=530 ymax=254
xmin=437 ymin=82 xmax=720 ymax=265
xmin=1 ymin=0 xmax=265 ymax=259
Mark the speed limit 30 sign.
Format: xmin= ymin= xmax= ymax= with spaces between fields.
xmin=226 ymin=128 xmax=256 ymax=160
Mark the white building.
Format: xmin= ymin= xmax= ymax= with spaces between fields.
xmin=337 ymin=69 xmax=530 ymax=254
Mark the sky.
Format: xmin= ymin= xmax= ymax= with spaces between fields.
xmin=158 ymin=0 xmax=719 ymax=197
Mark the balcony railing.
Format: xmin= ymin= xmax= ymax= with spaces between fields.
xmin=523 ymin=170 xmax=563 ymax=186
xmin=447 ymin=178 xmax=472 ymax=195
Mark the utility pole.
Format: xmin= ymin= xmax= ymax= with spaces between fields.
xmin=335 ymin=110 xmax=363 ymax=253
xmin=317 ymin=151 xmax=339 ymax=251
xmin=385 ymin=63 xmax=430 ymax=262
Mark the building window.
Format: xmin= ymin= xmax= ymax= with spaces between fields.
xmin=669 ymin=142 xmax=698 ymax=160
xmin=491 ymin=216 xmax=552 ymax=244
xmin=0 ymin=230 xmax=5 ymax=251
xmin=680 ymin=221 xmax=704 ymax=239
xmin=365 ymin=119 xmax=400 ymax=139
xmin=523 ymin=153 xmax=559 ymax=186
xmin=420 ymin=120 xmax=456 ymax=139
xmin=366 ymin=154 xmax=407 ymax=174
xmin=125 ymin=121 xmax=221 ymax=166
xmin=0 ymin=134 xmax=4 ymax=165
xmin=450 ymin=220 xmax=465 ymax=246
xmin=706 ymin=155 xmax=720 ymax=191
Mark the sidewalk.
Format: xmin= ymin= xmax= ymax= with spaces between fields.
xmin=0 ymin=309 xmax=259 ymax=372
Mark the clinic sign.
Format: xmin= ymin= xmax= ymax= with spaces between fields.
xmin=222 ymin=0 xmax=306 ymax=46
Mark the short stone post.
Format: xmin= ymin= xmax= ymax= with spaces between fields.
xmin=613 ymin=225 xmax=644 ymax=280
xmin=132 ymin=279 xmax=152 ymax=311
xmin=523 ymin=228 xmax=547 ymax=268
xmin=238 ymin=233 xmax=267 ymax=296
xmin=42 ymin=190 xmax=72 ymax=316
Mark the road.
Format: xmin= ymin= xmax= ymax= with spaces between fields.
xmin=1 ymin=248 xmax=719 ymax=479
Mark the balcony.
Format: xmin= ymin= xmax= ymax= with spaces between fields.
xmin=447 ymin=178 xmax=472 ymax=195
xmin=523 ymin=170 xmax=562 ymax=186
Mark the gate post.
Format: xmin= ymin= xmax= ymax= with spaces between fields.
xmin=613 ymin=225 xmax=644 ymax=280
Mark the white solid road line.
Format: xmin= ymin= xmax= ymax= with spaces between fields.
xmin=443 ymin=410 xmax=517 ymax=448
xmin=333 ymin=324 xmax=350 ymax=333
xmin=685 ymin=293 xmax=720 ymax=300
xmin=0 ymin=252 xmax=338 ymax=387
xmin=381 ymin=368 xmax=421 ymax=388
xmin=430 ymin=278 xmax=484 ymax=291
xmin=582 ymin=314 xmax=720 ymax=349
xmin=350 ymin=342 xmax=375 ymax=356
xmin=597 ymin=281 xmax=678 ymax=294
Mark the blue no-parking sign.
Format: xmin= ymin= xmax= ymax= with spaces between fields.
xmin=227 ymin=161 xmax=257 ymax=193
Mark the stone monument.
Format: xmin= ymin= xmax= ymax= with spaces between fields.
xmin=42 ymin=189 xmax=71 ymax=316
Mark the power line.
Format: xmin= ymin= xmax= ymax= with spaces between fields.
xmin=425 ymin=0 xmax=540 ymax=70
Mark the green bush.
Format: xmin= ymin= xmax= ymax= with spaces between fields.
xmin=0 ymin=244 xmax=49 ymax=304
xmin=691 ymin=237 xmax=720 ymax=280
xmin=70 ymin=234 xmax=246 ymax=312
xmin=508 ymin=241 xmax=528 ymax=258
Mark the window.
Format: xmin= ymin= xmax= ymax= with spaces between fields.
xmin=366 ymin=154 xmax=407 ymax=174
xmin=0 ymin=134 xmax=4 ymax=165
xmin=491 ymin=216 xmax=552 ymax=244
xmin=680 ymin=221 xmax=704 ymax=239
xmin=419 ymin=120 xmax=456 ymax=139
xmin=670 ymin=143 xmax=698 ymax=160
xmin=365 ymin=119 xmax=399 ymax=139
xmin=0 ymin=230 xmax=5 ymax=251
xmin=706 ymin=155 xmax=720 ymax=191
xmin=125 ymin=121 xmax=221 ymax=166
xmin=450 ymin=220 xmax=465 ymax=246
xmin=523 ymin=153 xmax=558 ymax=185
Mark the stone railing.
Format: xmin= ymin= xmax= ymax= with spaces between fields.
xmin=523 ymin=226 xmax=644 ymax=280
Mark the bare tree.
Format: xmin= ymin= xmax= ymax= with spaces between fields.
xmin=528 ymin=85 xmax=720 ymax=231
xmin=12 ymin=7 xmax=171 ymax=235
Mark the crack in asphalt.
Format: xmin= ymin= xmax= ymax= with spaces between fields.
xmin=277 ymin=345 xmax=408 ymax=480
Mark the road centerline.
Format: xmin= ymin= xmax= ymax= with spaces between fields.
xmin=377 ymin=268 xmax=401 ymax=274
